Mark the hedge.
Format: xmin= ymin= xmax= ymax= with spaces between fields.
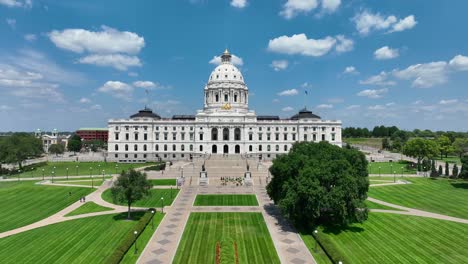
xmin=107 ymin=208 xmax=156 ymax=264
xmin=315 ymin=230 xmax=351 ymax=264
xmin=144 ymin=163 xmax=166 ymax=171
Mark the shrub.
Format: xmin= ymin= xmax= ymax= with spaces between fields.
xmin=107 ymin=208 xmax=156 ymax=264
xmin=314 ymin=231 xmax=351 ymax=264
xmin=144 ymin=163 xmax=166 ymax=171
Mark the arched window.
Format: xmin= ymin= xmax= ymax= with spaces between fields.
xmin=259 ymin=145 xmax=263 ymax=151
xmin=181 ymin=145 xmax=185 ymax=151
xmin=134 ymin=145 xmax=138 ymax=151
xmin=234 ymin=128 xmax=241 ymax=141
xmin=199 ymin=145 xmax=203 ymax=152
xmin=223 ymin=128 xmax=229 ymax=141
xmin=211 ymin=128 xmax=218 ymax=141
xmin=125 ymin=144 xmax=128 ymax=151
xmin=215 ymin=93 xmax=219 ymax=102
xmin=164 ymin=144 xmax=167 ymax=151
xmin=143 ymin=144 xmax=147 ymax=151
xmin=155 ymin=144 xmax=159 ymax=151
xmin=224 ymin=94 xmax=228 ymax=102
xmin=249 ymin=145 xmax=252 ymax=152
xmin=115 ymin=145 xmax=119 ymax=151
xmin=284 ymin=145 xmax=288 ymax=151
xmin=234 ymin=94 xmax=238 ymax=102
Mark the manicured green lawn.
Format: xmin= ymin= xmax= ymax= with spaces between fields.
xmin=301 ymin=234 xmax=332 ymax=264
xmin=365 ymin=200 xmax=401 ymax=211
xmin=149 ymin=179 xmax=176 ymax=186
xmin=302 ymin=213 xmax=468 ymax=264
xmin=102 ymin=188 xmax=179 ymax=208
xmin=343 ymin=137 xmax=383 ymax=149
xmin=120 ymin=212 xmax=165 ymax=263
xmin=368 ymin=161 xmax=416 ymax=175
xmin=56 ymin=180 xmax=104 ymax=187
xmin=369 ymin=178 xmax=468 ymax=219
xmin=65 ymin=202 xmax=113 ymax=217
xmin=0 ymin=213 xmax=145 ymax=263
xmin=173 ymin=212 xmax=279 ymax=264
xmin=0 ymin=181 xmax=93 ymax=233
xmin=6 ymin=161 xmax=152 ymax=178
xmin=194 ymin=194 xmax=259 ymax=206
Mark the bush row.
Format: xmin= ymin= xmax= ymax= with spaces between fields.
xmin=107 ymin=208 xmax=156 ymax=264
xmin=315 ymin=231 xmax=351 ymax=264
xmin=143 ymin=163 xmax=166 ymax=171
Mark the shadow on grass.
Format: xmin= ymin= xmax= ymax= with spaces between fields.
xmin=450 ymin=181 xmax=468 ymax=189
xmin=112 ymin=210 xmax=146 ymax=221
xmin=263 ymin=204 xmax=296 ymax=233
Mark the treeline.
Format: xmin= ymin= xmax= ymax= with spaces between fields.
xmin=343 ymin=125 xmax=468 ymax=139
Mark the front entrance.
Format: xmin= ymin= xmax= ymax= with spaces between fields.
xmin=235 ymin=145 xmax=240 ymax=154
xmin=223 ymin=145 xmax=229 ymax=154
xmin=212 ymin=145 xmax=217 ymax=154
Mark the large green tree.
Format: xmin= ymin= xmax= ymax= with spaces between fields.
xmin=436 ymin=135 xmax=453 ymax=159
xmin=67 ymin=134 xmax=82 ymax=153
xmin=402 ymin=138 xmax=439 ymax=171
xmin=459 ymin=155 xmax=468 ymax=180
xmin=266 ymin=141 xmax=369 ymax=227
xmin=453 ymin=138 xmax=468 ymax=158
xmin=48 ymin=144 xmax=65 ymax=156
xmin=111 ymin=169 xmax=153 ymax=219
xmin=0 ymin=133 xmax=43 ymax=169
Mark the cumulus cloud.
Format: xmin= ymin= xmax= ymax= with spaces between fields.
xmin=133 ymin=81 xmax=156 ymax=89
xmin=209 ymin=54 xmax=243 ymax=66
xmin=278 ymin=88 xmax=299 ymax=96
xmin=360 ymin=72 xmax=396 ymax=86
xmin=0 ymin=0 xmax=31 ymax=8
xmin=439 ymin=99 xmax=458 ymax=105
xmin=316 ymin=104 xmax=333 ymax=109
xmin=270 ymin=60 xmax=289 ymax=71
xmin=282 ymin=106 xmax=294 ymax=112
xmin=78 ymin=54 xmax=141 ymax=71
xmin=280 ymin=0 xmax=341 ymax=19
xmin=231 ymin=0 xmax=247 ymax=8
xmin=357 ymin=88 xmax=388 ymax=99
xmin=374 ymin=46 xmax=399 ymax=60
xmin=97 ymin=81 xmax=133 ymax=100
xmin=449 ymin=55 xmax=468 ymax=71
xmin=267 ymin=33 xmax=353 ymax=57
xmin=393 ymin=61 xmax=448 ymax=88
xmin=49 ymin=26 xmax=145 ymax=54
xmin=344 ymin=66 xmax=358 ymax=74
xmin=353 ymin=10 xmax=416 ymax=35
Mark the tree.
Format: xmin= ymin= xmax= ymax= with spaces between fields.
xmin=437 ymin=164 xmax=443 ymax=177
xmin=48 ymin=144 xmax=65 ymax=156
xmin=459 ymin=155 xmax=468 ymax=180
xmin=436 ymin=135 xmax=453 ymax=159
xmin=402 ymin=138 xmax=439 ymax=171
xmin=111 ymin=169 xmax=153 ymax=219
xmin=453 ymin=164 xmax=459 ymax=178
xmin=445 ymin=162 xmax=449 ymax=176
xmin=67 ymin=134 xmax=82 ymax=153
xmin=0 ymin=133 xmax=43 ymax=169
xmin=453 ymin=138 xmax=468 ymax=158
xmin=382 ymin=138 xmax=391 ymax=150
xmin=266 ymin=141 xmax=369 ymax=228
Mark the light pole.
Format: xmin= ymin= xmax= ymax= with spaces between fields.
xmin=102 ymin=170 xmax=105 ymax=181
xmin=393 ymin=171 xmax=396 ymax=183
xmin=76 ymin=165 xmax=79 ymax=176
xmin=151 ymin=210 xmax=155 ymax=229
xmin=66 ymin=168 xmax=69 ymax=181
xmin=52 ymin=171 xmax=55 ymax=183
xmin=390 ymin=164 xmax=393 ymax=177
xmin=133 ymin=230 xmax=138 ymax=254
xmin=161 ymin=197 xmax=164 ymax=213
xmin=313 ymin=230 xmax=318 ymax=252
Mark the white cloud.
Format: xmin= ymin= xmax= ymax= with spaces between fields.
xmin=357 ymin=88 xmax=388 ymax=99
xmin=368 ymin=105 xmax=386 ymax=110
xmin=439 ymin=99 xmax=458 ymax=105
xmin=386 ymin=102 xmax=395 ymax=106
xmin=316 ymin=104 xmax=333 ymax=109
xmin=231 ymin=0 xmax=247 ymax=8
xmin=344 ymin=66 xmax=358 ymax=74
xmin=279 ymin=0 xmax=340 ymax=19
xmin=374 ymin=46 xmax=399 ymax=60
xmin=282 ymin=106 xmax=294 ymax=112
xmin=393 ymin=61 xmax=448 ymax=88
xmin=390 ymin=15 xmax=417 ymax=33
xmin=24 ymin=34 xmax=37 ymax=41
xmin=209 ymin=54 xmax=243 ymax=66
xmin=0 ymin=0 xmax=30 ymax=8
xmin=278 ymin=88 xmax=299 ymax=96
xmin=97 ymin=81 xmax=133 ymax=100
xmin=353 ymin=10 xmax=416 ymax=35
xmin=270 ymin=60 xmax=289 ymax=71
xmin=78 ymin=54 xmax=141 ymax=71
xmin=6 ymin=18 xmax=16 ymax=29
xmin=360 ymin=71 xmax=396 ymax=86
xmin=449 ymin=55 xmax=468 ymax=71
xmin=321 ymin=0 xmax=341 ymax=13
xmin=268 ymin=33 xmax=353 ymax=57
xmin=133 ymin=81 xmax=156 ymax=89
xmin=79 ymin=97 xmax=91 ymax=104
xmin=346 ymin=104 xmax=360 ymax=110
xmin=48 ymin=26 xmax=145 ymax=54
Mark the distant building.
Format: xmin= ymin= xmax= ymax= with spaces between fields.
xmin=76 ymin=128 xmax=109 ymax=142
xmin=35 ymin=129 xmax=70 ymax=152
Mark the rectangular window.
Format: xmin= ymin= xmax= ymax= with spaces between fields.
xmin=304 ymin=135 xmax=307 ymax=141
xmin=164 ymin=133 xmax=168 ymax=141
xmin=125 ymin=133 xmax=129 ymax=140
xmin=190 ymin=133 xmax=194 ymax=140
xmin=275 ymin=134 xmax=279 ymax=141
xmin=259 ymin=134 xmax=262 ymax=141
xmin=292 ymin=134 xmax=296 ymax=141
xmin=322 ymin=134 xmax=326 ymax=141
xmin=115 ymin=133 xmax=119 ymax=140
xmin=156 ymin=133 xmax=159 ymax=141
xmin=173 ymin=133 xmax=176 ymax=140
xmin=181 ymin=133 xmax=185 ymax=140
xmin=332 ymin=133 xmax=335 ymax=141
xmin=135 ymin=134 xmax=139 ymax=141
xmin=313 ymin=134 xmax=317 ymax=141
xmin=144 ymin=133 xmax=147 ymax=140
xmin=199 ymin=134 xmax=203 ymax=140
xmin=267 ymin=133 xmax=271 ymax=141
xmin=249 ymin=134 xmax=253 ymax=141
xmin=283 ymin=134 xmax=287 ymax=140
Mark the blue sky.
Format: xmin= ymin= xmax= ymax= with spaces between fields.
xmin=1 ymin=0 xmax=467 ymax=132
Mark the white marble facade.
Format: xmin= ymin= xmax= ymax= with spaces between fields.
xmin=107 ymin=50 xmax=342 ymax=162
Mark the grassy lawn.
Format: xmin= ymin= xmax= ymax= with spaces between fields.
xmin=301 ymin=234 xmax=332 ymax=264
xmin=0 ymin=181 xmax=93 ymax=233
xmin=0 ymin=213 xmax=146 ymax=263
xmin=5 ymin=161 xmax=153 ymax=178
xmin=149 ymin=179 xmax=176 ymax=186
xmin=65 ymin=202 xmax=113 ymax=217
xmin=55 ymin=180 xmax=104 ymax=187
xmin=194 ymin=194 xmax=259 ymax=206
xmin=369 ymin=178 xmax=468 ymax=219
xmin=102 ymin=188 xmax=179 ymax=208
xmin=368 ymin=161 xmax=416 ymax=175
xmin=173 ymin=212 xmax=279 ymax=264
xmin=302 ymin=213 xmax=468 ymax=264
xmin=365 ymin=200 xmax=401 ymax=211
xmin=343 ymin=137 xmax=383 ymax=149
xmin=120 ymin=212 xmax=165 ymax=263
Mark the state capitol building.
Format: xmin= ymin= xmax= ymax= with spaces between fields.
xmin=107 ymin=50 xmax=342 ymax=162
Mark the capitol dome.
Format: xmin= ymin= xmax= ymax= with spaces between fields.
xmin=208 ymin=49 xmax=245 ymax=84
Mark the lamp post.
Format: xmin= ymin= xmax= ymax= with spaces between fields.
xmin=161 ymin=197 xmax=164 ymax=213
xmin=76 ymin=165 xmax=79 ymax=176
xmin=102 ymin=170 xmax=105 ymax=181
xmin=313 ymin=230 xmax=318 ymax=253
xmin=393 ymin=171 xmax=396 ymax=183
xmin=151 ymin=210 xmax=155 ymax=229
xmin=66 ymin=168 xmax=69 ymax=181
xmin=390 ymin=164 xmax=393 ymax=177
xmin=52 ymin=171 xmax=55 ymax=183
xmin=133 ymin=230 xmax=138 ymax=254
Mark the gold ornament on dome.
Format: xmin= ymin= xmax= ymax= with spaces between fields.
xmin=222 ymin=103 xmax=232 ymax=110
